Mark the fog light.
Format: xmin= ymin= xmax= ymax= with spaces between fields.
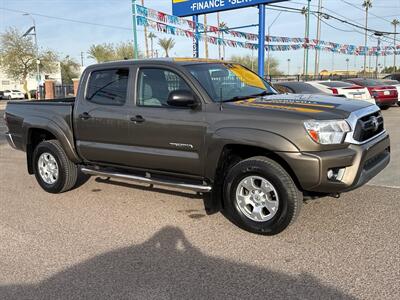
xmin=327 ymin=168 xmax=345 ymax=181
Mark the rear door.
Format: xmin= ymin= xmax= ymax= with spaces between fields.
xmin=74 ymin=67 xmax=136 ymax=165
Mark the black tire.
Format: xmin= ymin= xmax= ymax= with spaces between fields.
xmin=33 ymin=140 xmax=78 ymax=193
xmin=223 ymin=156 xmax=302 ymax=235
xmin=8 ymin=95 xmax=11 ymax=100
xmin=380 ymin=105 xmax=390 ymax=110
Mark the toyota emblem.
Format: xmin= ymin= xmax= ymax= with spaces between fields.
xmin=371 ymin=116 xmax=379 ymax=131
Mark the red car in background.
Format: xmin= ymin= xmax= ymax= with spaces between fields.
xmin=345 ymin=78 xmax=398 ymax=110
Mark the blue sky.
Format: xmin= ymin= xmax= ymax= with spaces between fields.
xmin=1 ymin=0 xmax=399 ymax=74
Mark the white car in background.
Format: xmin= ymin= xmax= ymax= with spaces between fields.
xmin=3 ymin=89 xmax=25 ymax=100
xmin=307 ymin=81 xmax=375 ymax=104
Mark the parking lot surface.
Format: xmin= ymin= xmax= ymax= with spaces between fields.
xmin=0 ymin=105 xmax=399 ymax=299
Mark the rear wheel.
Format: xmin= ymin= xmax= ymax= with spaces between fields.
xmin=380 ymin=105 xmax=390 ymax=110
xmin=33 ymin=140 xmax=78 ymax=193
xmin=223 ymin=156 xmax=302 ymax=235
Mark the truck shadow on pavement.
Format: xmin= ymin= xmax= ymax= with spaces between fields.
xmin=0 ymin=226 xmax=355 ymax=300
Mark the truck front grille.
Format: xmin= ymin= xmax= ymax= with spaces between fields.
xmin=353 ymin=111 xmax=384 ymax=142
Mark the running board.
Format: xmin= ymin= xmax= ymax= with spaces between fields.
xmin=80 ymin=167 xmax=212 ymax=193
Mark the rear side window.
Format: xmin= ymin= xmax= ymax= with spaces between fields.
xmin=86 ymin=68 xmax=129 ymax=105
xmin=281 ymin=83 xmax=322 ymax=94
xmin=273 ymin=84 xmax=294 ymax=94
xmin=319 ymin=81 xmax=353 ymax=88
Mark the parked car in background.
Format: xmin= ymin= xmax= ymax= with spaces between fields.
xmin=382 ymin=79 xmax=400 ymax=106
xmin=383 ymin=73 xmax=400 ymax=82
xmin=3 ymin=89 xmax=25 ymax=100
xmin=273 ymin=81 xmax=334 ymax=96
xmin=306 ymin=81 xmax=375 ymax=103
xmin=345 ymin=78 xmax=398 ymax=109
xmin=24 ymin=90 xmax=38 ymax=99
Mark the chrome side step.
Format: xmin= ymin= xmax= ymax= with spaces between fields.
xmin=80 ymin=167 xmax=212 ymax=193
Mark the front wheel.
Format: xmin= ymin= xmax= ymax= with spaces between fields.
xmin=223 ymin=156 xmax=302 ymax=235
xmin=33 ymin=140 xmax=78 ymax=193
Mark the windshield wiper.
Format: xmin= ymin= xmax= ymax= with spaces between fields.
xmin=222 ymin=91 xmax=275 ymax=103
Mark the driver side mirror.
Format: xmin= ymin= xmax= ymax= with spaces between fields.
xmin=167 ymin=90 xmax=198 ymax=108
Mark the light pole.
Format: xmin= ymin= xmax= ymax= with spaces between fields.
xmin=362 ymin=0 xmax=372 ymax=76
xmin=141 ymin=0 xmax=149 ymax=58
xmin=392 ymin=19 xmax=399 ymax=70
xmin=266 ymin=10 xmax=282 ymax=76
xmin=314 ymin=0 xmax=323 ymax=77
xmin=346 ymin=58 xmax=350 ymax=75
xmin=287 ymin=58 xmax=291 ymax=76
xmin=204 ymin=15 xmax=209 ymax=59
xmin=374 ymin=32 xmax=382 ymax=78
xmin=23 ymin=13 xmax=40 ymax=95
xmin=217 ymin=12 xmax=221 ymax=60
xmin=131 ymin=0 xmax=139 ymax=59
xmin=304 ymin=0 xmax=311 ymax=77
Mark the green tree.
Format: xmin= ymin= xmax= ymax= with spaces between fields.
xmin=381 ymin=66 xmax=398 ymax=74
xmin=87 ymin=43 xmax=115 ymax=63
xmin=87 ymin=42 xmax=140 ymax=63
xmin=158 ymin=37 xmax=175 ymax=57
xmin=60 ymin=55 xmax=80 ymax=84
xmin=230 ymin=55 xmax=283 ymax=76
xmin=114 ymin=42 xmax=135 ymax=60
xmin=0 ymin=27 xmax=58 ymax=98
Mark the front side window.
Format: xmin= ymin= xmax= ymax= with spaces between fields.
xmin=185 ymin=63 xmax=276 ymax=102
xmin=137 ymin=68 xmax=191 ymax=107
xmin=86 ymin=68 xmax=129 ymax=105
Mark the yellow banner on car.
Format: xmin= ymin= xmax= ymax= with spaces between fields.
xmin=227 ymin=64 xmax=267 ymax=89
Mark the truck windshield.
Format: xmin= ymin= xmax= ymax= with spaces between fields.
xmin=185 ymin=63 xmax=276 ymax=102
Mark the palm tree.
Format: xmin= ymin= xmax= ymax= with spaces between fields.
xmin=158 ymin=37 xmax=175 ymax=57
xmin=148 ymin=32 xmax=157 ymax=58
xmin=219 ymin=21 xmax=228 ymax=59
xmin=87 ymin=44 xmax=115 ymax=63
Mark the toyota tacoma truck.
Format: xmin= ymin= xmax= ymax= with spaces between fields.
xmin=4 ymin=59 xmax=390 ymax=235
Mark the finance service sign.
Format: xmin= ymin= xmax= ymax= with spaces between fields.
xmin=172 ymin=0 xmax=288 ymax=17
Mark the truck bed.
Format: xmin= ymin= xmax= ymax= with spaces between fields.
xmin=9 ymin=97 xmax=76 ymax=104
xmin=5 ymin=98 xmax=76 ymax=152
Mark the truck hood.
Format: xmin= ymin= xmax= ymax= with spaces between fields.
xmin=225 ymin=94 xmax=374 ymax=119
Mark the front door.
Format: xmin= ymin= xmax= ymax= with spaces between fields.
xmin=126 ymin=67 xmax=207 ymax=176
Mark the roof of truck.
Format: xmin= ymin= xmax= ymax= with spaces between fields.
xmin=89 ymin=58 xmax=232 ymax=68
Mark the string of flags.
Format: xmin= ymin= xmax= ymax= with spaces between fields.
xmin=136 ymin=5 xmax=400 ymax=56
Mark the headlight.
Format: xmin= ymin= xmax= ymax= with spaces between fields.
xmin=304 ymin=120 xmax=350 ymax=144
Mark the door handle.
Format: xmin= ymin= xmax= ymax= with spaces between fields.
xmin=79 ymin=112 xmax=92 ymax=120
xmin=130 ymin=115 xmax=145 ymax=123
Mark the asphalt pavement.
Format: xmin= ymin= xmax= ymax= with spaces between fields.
xmin=0 ymin=105 xmax=399 ymax=300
